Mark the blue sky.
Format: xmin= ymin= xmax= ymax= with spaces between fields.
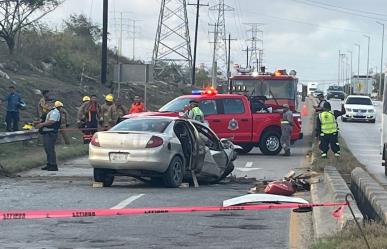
xmin=43 ymin=0 xmax=387 ymax=85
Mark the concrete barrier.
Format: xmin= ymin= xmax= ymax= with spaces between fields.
xmin=351 ymin=167 xmax=387 ymax=223
xmin=311 ymin=166 xmax=363 ymax=238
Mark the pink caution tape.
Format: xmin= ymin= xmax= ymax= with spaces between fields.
xmin=0 ymin=202 xmax=347 ymax=221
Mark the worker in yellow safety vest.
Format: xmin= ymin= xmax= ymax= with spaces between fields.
xmin=184 ymin=99 xmax=204 ymax=123
xmin=316 ymin=102 xmax=346 ymax=158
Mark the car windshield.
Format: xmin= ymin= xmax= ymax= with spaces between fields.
xmin=346 ymin=97 xmax=372 ymax=105
xmin=111 ymin=118 xmax=172 ymax=133
xmin=159 ymin=98 xmax=193 ymax=112
xmin=328 ymin=86 xmax=344 ymax=91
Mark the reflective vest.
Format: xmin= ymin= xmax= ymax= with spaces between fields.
xmin=319 ymin=111 xmax=338 ymax=134
xmin=191 ymin=107 xmax=204 ymax=122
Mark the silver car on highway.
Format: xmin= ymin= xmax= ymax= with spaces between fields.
xmin=89 ymin=116 xmax=239 ymax=187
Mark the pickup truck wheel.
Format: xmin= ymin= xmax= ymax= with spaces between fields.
xmin=163 ymin=156 xmax=184 ymax=188
xmin=93 ymin=168 xmax=114 ymax=187
xmin=259 ymin=130 xmax=282 ymax=155
xmin=341 ymin=117 xmax=347 ymax=122
xmin=239 ymin=144 xmax=254 ymax=154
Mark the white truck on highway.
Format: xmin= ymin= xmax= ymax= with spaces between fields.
xmin=307 ymin=82 xmax=318 ymax=96
xmin=351 ymin=75 xmax=373 ymax=96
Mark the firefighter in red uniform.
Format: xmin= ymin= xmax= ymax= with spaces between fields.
xmin=129 ymin=96 xmax=145 ymax=114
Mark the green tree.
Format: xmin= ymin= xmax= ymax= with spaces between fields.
xmin=0 ymin=0 xmax=62 ymax=54
xmin=373 ymin=73 xmax=385 ymax=97
xmin=64 ymin=14 xmax=101 ymax=44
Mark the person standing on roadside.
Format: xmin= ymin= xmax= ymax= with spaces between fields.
xmin=101 ymin=94 xmax=115 ymax=130
xmin=280 ymin=104 xmax=293 ymax=156
xmin=184 ymin=100 xmax=204 ymax=123
xmin=77 ymin=94 xmax=101 ymax=143
xmin=1 ymin=86 xmax=22 ymax=131
xmin=37 ymin=90 xmax=51 ymax=118
xmin=129 ymin=96 xmax=145 ymax=114
xmin=35 ymin=101 xmax=63 ymax=171
xmin=59 ymin=106 xmax=70 ymax=145
xmin=313 ymin=93 xmax=328 ymax=113
xmin=112 ymin=98 xmax=127 ymax=124
xmin=316 ymin=102 xmax=346 ymax=158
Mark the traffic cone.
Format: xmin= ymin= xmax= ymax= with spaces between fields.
xmin=301 ymin=103 xmax=308 ymax=116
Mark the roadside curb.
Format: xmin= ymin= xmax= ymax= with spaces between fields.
xmin=351 ymin=167 xmax=387 ymax=223
xmin=311 ymin=166 xmax=363 ymax=238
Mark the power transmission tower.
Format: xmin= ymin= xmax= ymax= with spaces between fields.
xmin=153 ymin=0 xmax=193 ymax=83
xmin=244 ymin=23 xmax=264 ymax=71
xmin=209 ymin=0 xmax=234 ymax=78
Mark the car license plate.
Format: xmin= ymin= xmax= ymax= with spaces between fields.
xmin=357 ymin=113 xmax=362 ymax=116
xmin=109 ymin=153 xmax=128 ymax=163
xmin=334 ymin=95 xmax=338 ymax=97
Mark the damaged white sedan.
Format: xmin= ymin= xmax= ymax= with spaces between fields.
xmin=89 ymin=116 xmax=239 ymax=187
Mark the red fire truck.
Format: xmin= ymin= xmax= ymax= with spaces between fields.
xmin=123 ymin=69 xmax=303 ymax=155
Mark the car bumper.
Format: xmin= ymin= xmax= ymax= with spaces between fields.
xmin=344 ymin=113 xmax=375 ymax=120
xmin=89 ymin=145 xmax=173 ymax=172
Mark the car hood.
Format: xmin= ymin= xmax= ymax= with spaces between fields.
xmin=123 ymin=111 xmax=178 ymax=119
xmin=344 ymin=104 xmax=374 ymax=110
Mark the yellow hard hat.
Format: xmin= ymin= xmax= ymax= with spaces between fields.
xmin=83 ymin=96 xmax=90 ymax=102
xmin=105 ymin=94 xmax=114 ymax=102
xmin=22 ymin=123 xmax=34 ymax=130
xmin=55 ymin=101 xmax=64 ymax=108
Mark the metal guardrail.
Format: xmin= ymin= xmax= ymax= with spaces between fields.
xmin=0 ymin=130 xmax=39 ymax=144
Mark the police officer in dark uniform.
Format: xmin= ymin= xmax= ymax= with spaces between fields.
xmin=316 ymin=102 xmax=345 ymax=158
xmin=314 ymin=93 xmax=328 ymax=113
xmin=35 ymin=101 xmax=63 ymax=171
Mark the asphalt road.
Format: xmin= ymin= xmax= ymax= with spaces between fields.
xmin=329 ymin=99 xmax=385 ymax=186
xmin=0 ymin=116 xmax=312 ymax=249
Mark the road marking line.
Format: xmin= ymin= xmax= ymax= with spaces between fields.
xmin=111 ymin=194 xmax=145 ymax=209
xmin=235 ymin=167 xmax=262 ymax=172
xmin=245 ymin=162 xmax=253 ymax=168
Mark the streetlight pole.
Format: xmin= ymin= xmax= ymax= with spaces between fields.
xmin=348 ymin=50 xmax=353 ymax=94
xmin=355 ymin=43 xmax=361 ymax=78
xmin=364 ymin=35 xmax=371 ymax=83
xmin=377 ymin=22 xmax=385 ymax=100
xmin=338 ymin=50 xmax=341 ymax=85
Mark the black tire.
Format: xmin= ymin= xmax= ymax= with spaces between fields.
xmin=163 ymin=156 xmax=184 ymax=188
xmin=341 ymin=117 xmax=347 ymax=122
xmin=239 ymin=144 xmax=254 ymax=154
xmin=370 ymin=119 xmax=376 ymax=123
xmin=259 ymin=129 xmax=282 ymax=155
xmin=93 ymin=168 xmax=114 ymax=187
xmin=385 ymin=166 xmax=387 ymax=177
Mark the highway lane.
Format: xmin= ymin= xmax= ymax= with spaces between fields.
xmin=329 ymin=99 xmax=385 ymax=186
xmin=0 ymin=116 xmax=313 ymax=249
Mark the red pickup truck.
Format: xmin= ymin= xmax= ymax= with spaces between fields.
xmin=124 ymin=93 xmax=303 ymax=155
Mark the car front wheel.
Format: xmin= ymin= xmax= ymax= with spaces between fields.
xmin=163 ymin=156 xmax=184 ymax=188
xmin=94 ymin=168 xmax=114 ymax=187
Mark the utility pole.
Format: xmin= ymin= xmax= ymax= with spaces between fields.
xmin=364 ymin=35 xmax=371 ymax=82
xmin=224 ymin=33 xmax=236 ymax=93
xmin=101 ymin=0 xmax=108 ymax=84
xmin=209 ymin=0 xmax=234 ymax=78
xmin=338 ymin=50 xmax=341 ymax=85
xmin=355 ymin=43 xmax=361 ymax=77
xmin=210 ymin=23 xmax=219 ymax=87
xmin=244 ymin=23 xmax=264 ymax=71
xmin=153 ymin=0 xmax=193 ymax=84
xmin=243 ymin=46 xmax=249 ymax=68
xmin=188 ymin=0 xmax=209 ymax=86
xmin=130 ymin=19 xmax=141 ymax=60
xmin=348 ymin=50 xmax=353 ymax=94
xmin=377 ymin=22 xmax=385 ymax=100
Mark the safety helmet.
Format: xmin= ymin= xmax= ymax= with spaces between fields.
xmin=105 ymin=94 xmax=114 ymax=102
xmin=83 ymin=96 xmax=90 ymax=102
xmin=55 ymin=101 xmax=64 ymax=108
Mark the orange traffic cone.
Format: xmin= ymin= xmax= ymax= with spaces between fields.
xmin=301 ymin=103 xmax=308 ymax=116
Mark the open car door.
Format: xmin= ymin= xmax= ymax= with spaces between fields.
xmin=191 ymin=122 xmax=232 ymax=182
